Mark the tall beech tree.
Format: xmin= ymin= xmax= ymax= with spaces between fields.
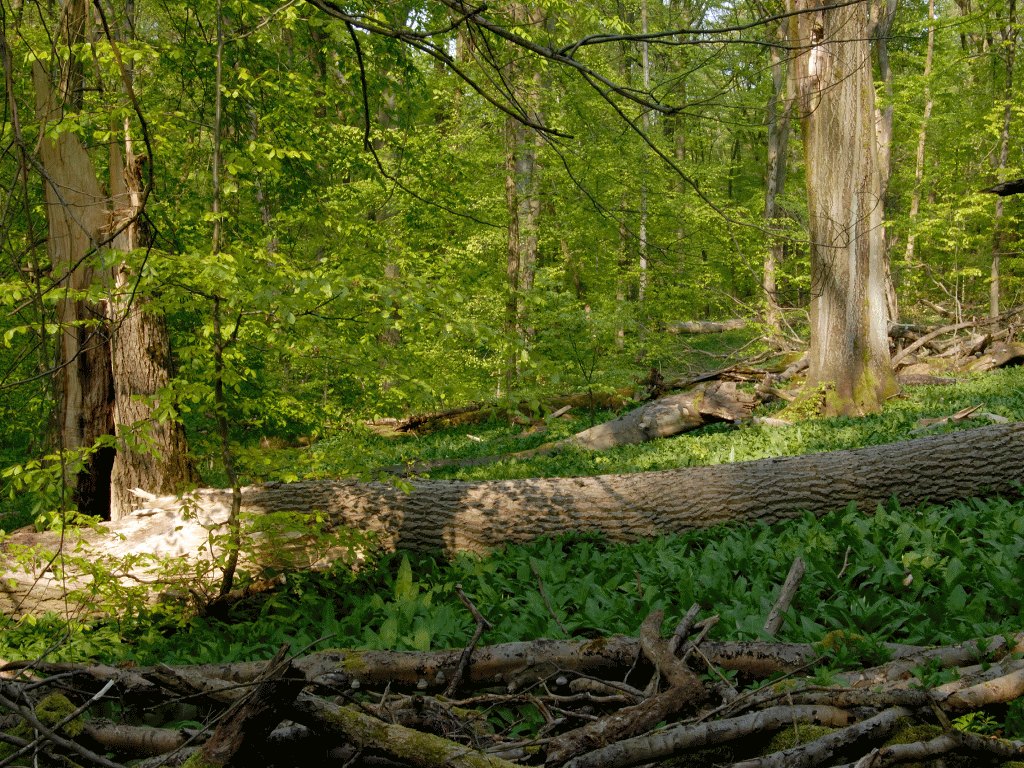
xmin=502 ymin=3 xmax=544 ymax=389
xmin=786 ymin=0 xmax=898 ymax=415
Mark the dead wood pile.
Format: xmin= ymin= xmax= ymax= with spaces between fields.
xmin=2 ymin=585 xmax=1023 ymax=768
xmin=890 ymin=306 xmax=1024 ymax=375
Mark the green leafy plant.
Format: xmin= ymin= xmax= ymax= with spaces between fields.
xmin=952 ymin=711 xmax=1001 ymax=735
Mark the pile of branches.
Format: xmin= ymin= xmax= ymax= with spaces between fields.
xmin=2 ymin=569 xmax=1024 ymax=768
xmin=890 ymin=306 xmax=1024 ymax=375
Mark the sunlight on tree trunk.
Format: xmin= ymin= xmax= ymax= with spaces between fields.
xmin=787 ymin=0 xmax=898 ymax=416
xmin=106 ymin=2 xmax=194 ymax=519
xmin=210 ymin=0 xmax=243 ymax=598
xmin=871 ymin=0 xmax=899 ymax=324
xmin=904 ymin=0 xmax=935 ymax=267
xmin=34 ymin=57 xmax=116 ymax=518
xmin=638 ymin=0 xmax=651 ymax=303
xmin=30 ymin=0 xmax=194 ymax=520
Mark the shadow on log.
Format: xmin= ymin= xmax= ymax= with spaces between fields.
xmin=3 ymin=423 xmax=1022 ymax=617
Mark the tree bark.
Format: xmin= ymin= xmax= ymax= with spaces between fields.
xmin=34 ymin=44 xmax=117 ymax=518
xmin=763 ymin=20 xmax=792 ymax=339
xmin=184 ymin=423 xmax=1024 ymax=553
xmin=787 ymin=0 xmax=898 ymax=415
xmin=32 ymin=0 xmax=193 ymax=520
xmin=665 ymin=319 xmax=747 ymax=334
xmin=502 ymin=3 xmax=544 ymax=390
xmin=106 ymin=88 xmax=195 ymax=519
xmin=870 ymin=0 xmax=899 ymax=324
xmin=4 ymin=424 xmax=1022 ymax=617
xmin=904 ymin=0 xmax=935 ymax=266
xmin=563 ymin=382 xmax=756 ymax=451
xmin=991 ymin=0 xmax=1017 ymax=320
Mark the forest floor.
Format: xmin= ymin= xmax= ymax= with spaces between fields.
xmin=2 ymin=351 xmax=1024 ymax=767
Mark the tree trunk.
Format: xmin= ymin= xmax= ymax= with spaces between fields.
xmin=106 ymin=80 xmax=194 ymax=519
xmin=787 ymin=0 xmax=898 ymax=415
xmin=991 ymin=0 xmax=1017 ymax=320
xmin=763 ymin=21 xmax=792 ymax=339
xmin=502 ymin=6 xmax=543 ymax=390
xmin=192 ymin=423 xmax=1024 ymax=552
xmin=33 ymin=0 xmax=193 ymax=519
xmin=904 ymin=0 xmax=935 ymax=266
xmin=638 ymin=0 xmax=651 ymax=303
xmin=5 ymin=424 xmax=1021 ymax=617
xmin=871 ymin=0 xmax=899 ymax=324
xmin=33 ymin=59 xmax=117 ymax=518
xmin=563 ymin=382 xmax=756 ymax=451
xmin=665 ymin=319 xmax=747 ymax=334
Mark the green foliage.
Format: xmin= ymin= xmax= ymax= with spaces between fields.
xmin=5 ymin=490 xmax=1022 ymax=669
xmin=2 ymin=0 xmax=1024 ymax=745
xmin=297 ymin=366 xmax=1024 ymax=483
xmin=952 ymin=711 xmax=1002 ymax=735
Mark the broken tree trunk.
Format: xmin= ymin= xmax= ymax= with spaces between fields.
xmin=967 ymin=341 xmax=1024 ymax=372
xmin=365 ymin=390 xmax=633 ymax=436
xmin=563 ymin=382 xmax=757 ymax=451
xmin=386 ymin=382 xmax=758 ymax=475
xmin=3 ymin=423 xmax=1022 ymax=616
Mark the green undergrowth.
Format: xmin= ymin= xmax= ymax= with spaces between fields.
xmin=2 ymin=493 xmax=1022 ymax=674
xmin=293 ymin=366 xmax=1024 ymax=483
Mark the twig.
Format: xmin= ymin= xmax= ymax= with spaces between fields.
xmin=531 ymin=561 xmax=569 ymax=637
xmin=680 ymin=616 xmax=719 ymax=664
xmin=763 ymin=557 xmax=805 ymax=636
xmin=891 ymin=320 xmax=976 ymax=366
xmin=729 ymin=707 xmax=912 ymax=768
xmin=668 ymin=603 xmax=702 ymax=655
xmin=836 ymin=546 xmax=852 ymax=579
xmin=0 ymin=683 xmax=126 ymax=768
xmin=444 ymin=584 xmax=493 ymax=697
xmin=562 ymin=704 xmax=851 ymax=768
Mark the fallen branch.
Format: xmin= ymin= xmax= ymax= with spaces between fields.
xmin=664 ymin=318 xmax=748 ymax=334
xmin=2 ymin=621 xmax=1022 ymax=768
xmin=379 ymin=381 xmax=760 ymax=476
xmin=763 ymin=557 xmax=805 ymax=636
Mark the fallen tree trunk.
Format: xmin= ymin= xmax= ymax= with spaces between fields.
xmin=665 ymin=318 xmax=748 ymax=334
xmin=3 ymin=423 xmax=1022 ymax=617
xmin=385 ymin=382 xmax=758 ymax=475
xmin=562 ymin=381 xmax=757 ymax=451
xmin=967 ymin=340 xmax=1024 ymax=372
xmin=365 ymin=390 xmax=634 ymax=435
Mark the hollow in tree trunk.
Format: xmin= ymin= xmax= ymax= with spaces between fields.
xmin=33 ymin=0 xmax=193 ymax=520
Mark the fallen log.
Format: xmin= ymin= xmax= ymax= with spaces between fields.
xmin=665 ymin=318 xmax=748 ymax=334
xmin=967 ymin=340 xmax=1024 ymax=372
xmin=366 ymin=361 xmax=778 ymax=438
xmin=3 ymin=423 xmax=1023 ymax=616
xmin=380 ymin=381 xmax=758 ymax=475
xmin=16 ymin=633 xmax=1018 ymax=699
xmin=364 ymin=390 xmax=633 ymax=435
xmin=563 ymin=381 xmax=757 ymax=451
